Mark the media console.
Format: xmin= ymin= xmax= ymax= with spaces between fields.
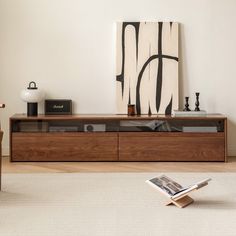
xmin=10 ymin=114 xmax=227 ymax=162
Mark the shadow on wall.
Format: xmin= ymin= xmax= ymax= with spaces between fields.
xmin=178 ymin=23 xmax=189 ymax=110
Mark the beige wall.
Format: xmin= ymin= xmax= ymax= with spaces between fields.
xmin=0 ymin=0 xmax=236 ymax=155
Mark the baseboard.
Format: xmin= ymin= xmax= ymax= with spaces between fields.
xmin=228 ymin=146 xmax=236 ymax=157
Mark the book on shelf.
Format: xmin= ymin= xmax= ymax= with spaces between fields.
xmin=146 ymin=175 xmax=211 ymax=201
xmin=182 ymin=126 xmax=217 ymax=133
xmin=49 ymin=126 xmax=78 ymax=132
xmin=173 ymin=110 xmax=207 ymax=117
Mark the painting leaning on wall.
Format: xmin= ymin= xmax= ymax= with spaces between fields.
xmin=116 ymin=22 xmax=179 ymax=115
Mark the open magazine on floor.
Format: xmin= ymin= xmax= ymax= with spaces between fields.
xmin=146 ymin=175 xmax=211 ymax=200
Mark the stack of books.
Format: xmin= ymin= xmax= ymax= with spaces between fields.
xmin=173 ymin=110 xmax=207 ymax=117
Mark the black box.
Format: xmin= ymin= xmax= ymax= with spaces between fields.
xmin=45 ymin=99 xmax=72 ymax=115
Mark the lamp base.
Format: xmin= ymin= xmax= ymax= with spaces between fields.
xmin=27 ymin=103 xmax=38 ymax=116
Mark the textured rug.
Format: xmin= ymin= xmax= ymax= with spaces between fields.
xmin=0 ymin=173 xmax=236 ymax=236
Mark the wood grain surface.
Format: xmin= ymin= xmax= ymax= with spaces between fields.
xmin=119 ymin=132 xmax=225 ymax=161
xmin=10 ymin=113 xmax=227 ymax=121
xmin=10 ymin=114 xmax=227 ymax=162
xmin=12 ymin=132 xmax=118 ymax=161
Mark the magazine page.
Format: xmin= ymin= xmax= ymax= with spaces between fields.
xmin=171 ymin=178 xmax=211 ymax=200
xmin=194 ymin=178 xmax=211 ymax=189
xmin=146 ymin=175 xmax=184 ymax=197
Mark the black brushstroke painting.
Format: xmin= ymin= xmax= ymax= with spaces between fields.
xmin=117 ymin=22 xmax=178 ymax=115
xmin=116 ymin=22 xmax=140 ymax=97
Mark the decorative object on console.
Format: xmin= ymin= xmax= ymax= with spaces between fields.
xmin=127 ymin=104 xmax=136 ymax=116
xmin=20 ymin=81 xmax=45 ymax=116
xmin=173 ymin=110 xmax=207 ymax=117
xmin=45 ymin=99 xmax=72 ymax=115
xmin=183 ymin=96 xmax=191 ymax=111
xmin=116 ymin=22 xmax=179 ymax=115
xmin=84 ymin=124 xmax=106 ymax=132
xmin=195 ymin=92 xmax=200 ymax=111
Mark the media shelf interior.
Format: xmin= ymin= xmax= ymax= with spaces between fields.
xmin=11 ymin=119 xmax=225 ymax=133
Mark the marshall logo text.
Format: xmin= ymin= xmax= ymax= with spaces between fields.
xmin=53 ymin=105 xmax=64 ymax=109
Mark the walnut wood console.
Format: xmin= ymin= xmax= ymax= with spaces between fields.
xmin=10 ymin=114 xmax=227 ymax=162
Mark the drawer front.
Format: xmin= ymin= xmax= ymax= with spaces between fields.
xmin=12 ymin=132 xmax=118 ymax=161
xmin=119 ymin=132 xmax=225 ymax=161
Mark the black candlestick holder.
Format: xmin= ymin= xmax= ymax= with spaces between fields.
xmin=183 ymin=97 xmax=191 ymax=111
xmin=194 ymin=92 xmax=200 ymax=111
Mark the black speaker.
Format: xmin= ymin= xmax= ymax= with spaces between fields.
xmin=45 ymin=99 xmax=72 ymax=115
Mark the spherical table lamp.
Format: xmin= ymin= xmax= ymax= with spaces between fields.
xmin=20 ymin=81 xmax=45 ymax=116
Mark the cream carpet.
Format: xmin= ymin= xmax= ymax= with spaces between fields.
xmin=0 ymin=173 xmax=236 ymax=236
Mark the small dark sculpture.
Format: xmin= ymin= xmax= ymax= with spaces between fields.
xmin=194 ymin=92 xmax=200 ymax=111
xmin=127 ymin=104 xmax=136 ymax=116
xmin=183 ymin=97 xmax=191 ymax=111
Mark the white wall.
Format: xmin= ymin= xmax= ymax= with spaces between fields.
xmin=0 ymin=0 xmax=236 ymax=156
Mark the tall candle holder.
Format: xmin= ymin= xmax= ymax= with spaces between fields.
xmin=194 ymin=92 xmax=200 ymax=111
xmin=183 ymin=97 xmax=191 ymax=111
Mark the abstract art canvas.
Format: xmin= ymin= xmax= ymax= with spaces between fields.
xmin=116 ymin=22 xmax=179 ymax=115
